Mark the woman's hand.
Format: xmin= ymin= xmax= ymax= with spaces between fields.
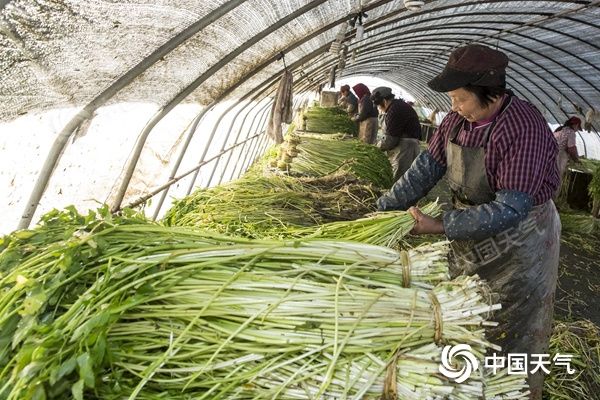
xmin=408 ymin=206 xmax=445 ymax=235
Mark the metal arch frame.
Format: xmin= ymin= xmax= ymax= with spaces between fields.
xmin=184 ymin=93 xmax=272 ymax=196
xmin=21 ymin=0 xmax=399 ymax=223
xmin=127 ymin=96 xmax=295 ymax=211
xmin=578 ymin=131 xmax=588 ymax=157
xmin=250 ymin=111 xmax=274 ymax=162
xmin=144 ymin=0 xmax=403 ymax=215
xmin=310 ymin=22 xmax=581 ymax=117
xmin=186 ymin=97 xmax=272 ymax=196
xmin=209 ymin=100 xmax=271 ymax=189
xmin=340 ymin=29 xmax=597 ymax=121
xmin=292 ymin=28 xmax=564 ymax=118
xmin=347 ymin=5 xmax=600 ymax=95
xmin=203 ymin=101 xmax=263 ymax=189
xmin=205 ymin=91 xmax=305 ymax=189
xmin=340 ymin=1 xmax=600 ymax=106
xmin=111 ymin=0 xmax=331 ymax=212
xmin=145 ymin=44 xmax=335 ymax=214
xmin=369 ymin=1 xmax=600 ymax=77
xmin=227 ymin=102 xmax=273 ymax=186
xmin=308 ymin=37 xmax=574 ymax=126
xmin=346 ymin=19 xmax=600 ymax=96
xmin=361 ymin=0 xmax=595 ymax=31
xmin=242 ymin=105 xmax=273 ymax=173
xmin=187 ymin=79 xmax=307 ymax=194
xmin=231 ymin=105 xmax=273 ymax=183
xmin=214 ymin=99 xmax=276 ymax=188
xmin=16 ymin=0 xmax=246 ymax=229
xmin=563 ymin=14 xmax=600 ymax=30
xmin=365 ymin=7 xmax=600 ymax=52
xmin=340 ymin=42 xmax=572 ymax=120
xmin=131 ymin=90 xmax=319 ymax=211
xmin=123 ymin=131 xmax=265 ymax=209
xmin=244 ymin=134 xmax=269 ymax=176
xmin=345 ymin=44 xmax=570 ymax=122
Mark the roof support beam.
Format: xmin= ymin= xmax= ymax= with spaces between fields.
xmin=15 ymin=0 xmax=246 ymax=229
xmin=110 ymin=0 xmax=330 ymax=212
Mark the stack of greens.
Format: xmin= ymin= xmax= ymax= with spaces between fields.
xmin=0 ymin=209 xmax=529 ymax=399
xmin=544 ymin=319 xmax=600 ymax=399
xmin=163 ymin=174 xmax=320 ymax=238
xmin=588 ymin=164 xmax=600 ymax=217
xmin=277 ymin=134 xmax=393 ymax=188
xmin=302 ymin=106 xmax=357 ymax=135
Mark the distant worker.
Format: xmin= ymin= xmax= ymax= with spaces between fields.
xmin=337 ymin=84 xmax=358 ymax=115
xmin=371 ymin=86 xmax=422 ymax=182
xmin=351 ymin=83 xmax=378 ymax=144
xmin=553 ymin=116 xmax=581 ymax=190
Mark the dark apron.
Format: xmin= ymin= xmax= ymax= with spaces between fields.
xmin=445 ymin=100 xmax=560 ymax=399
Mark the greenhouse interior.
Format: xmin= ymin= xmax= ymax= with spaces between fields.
xmin=1 ymin=0 xmax=600 ymax=399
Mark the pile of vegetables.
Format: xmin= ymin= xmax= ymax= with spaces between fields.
xmin=559 ymin=212 xmax=600 ymax=235
xmin=587 ymin=163 xmax=600 ymax=217
xmin=164 ymin=172 xmax=385 ymax=238
xmin=302 ymin=106 xmax=357 ymax=135
xmin=275 ymin=134 xmax=393 ymax=188
xmin=0 ymin=208 xmax=529 ymax=399
xmin=545 ymin=320 xmax=600 ymax=399
xmin=163 ymin=174 xmax=319 ymax=237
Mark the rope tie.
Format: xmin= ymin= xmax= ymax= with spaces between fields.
xmin=428 ymin=291 xmax=444 ymax=345
xmin=400 ymin=250 xmax=411 ymax=288
xmin=381 ymin=351 xmax=400 ymax=400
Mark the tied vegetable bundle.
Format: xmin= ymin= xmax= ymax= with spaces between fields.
xmin=0 ymin=209 xmax=527 ymax=399
xmin=276 ymin=134 xmax=394 ymax=188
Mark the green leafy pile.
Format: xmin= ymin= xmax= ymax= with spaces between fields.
xmin=0 ymin=208 xmax=529 ymax=399
xmin=302 ymin=106 xmax=357 ymax=135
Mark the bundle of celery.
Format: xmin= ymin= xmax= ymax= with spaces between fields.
xmin=163 ymin=174 xmax=320 ymax=237
xmin=544 ymin=320 xmax=600 ymax=399
xmin=289 ymin=202 xmax=441 ymax=248
xmin=302 ymin=106 xmax=357 ymax=135
xmin=277 ymin=134 xmax=394 ymax=188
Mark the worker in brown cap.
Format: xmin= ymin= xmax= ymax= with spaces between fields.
xmin=377 ymin=44 xmax=560 ymax=399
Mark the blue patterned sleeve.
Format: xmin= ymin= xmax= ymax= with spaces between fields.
xmin=377 ymin=151 xmax=446 ymax=210
xmin=443 ymin=190 xmax=533 ymax=241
